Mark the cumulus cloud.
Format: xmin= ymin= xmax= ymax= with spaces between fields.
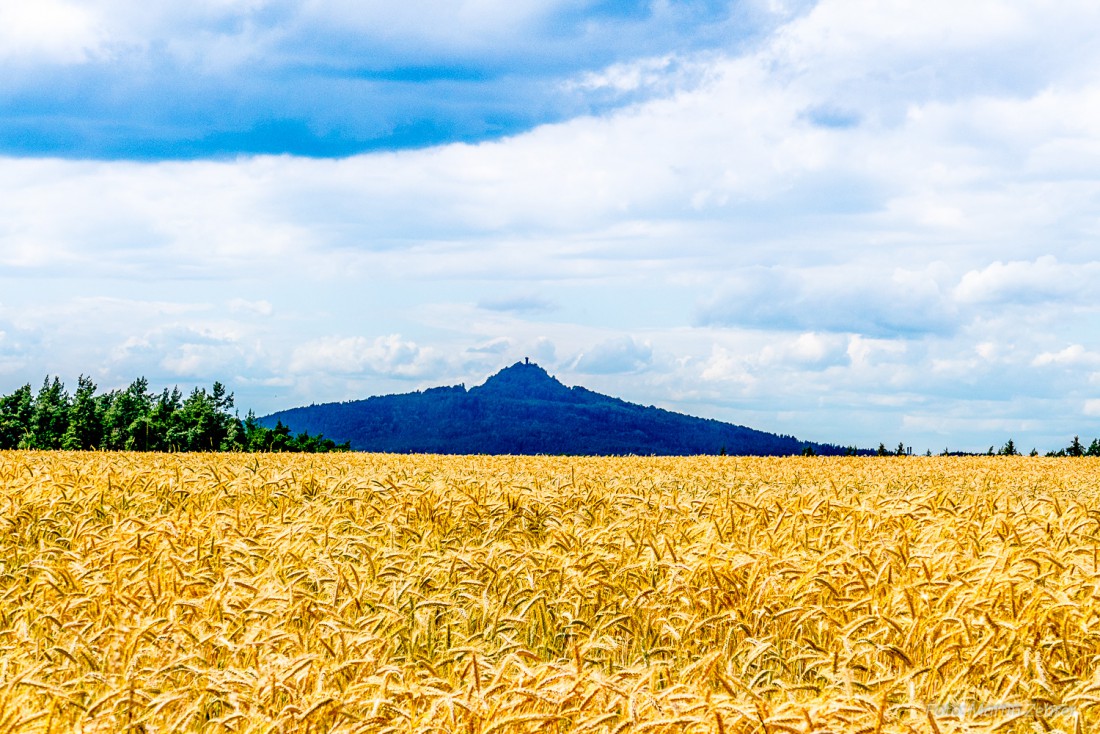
xmin=699 ymin=346 xmax=758 ymax=388
xmin=466 ymin=338 xmax=512 ymax=354
xmin=289 ymin=334 xmax=445 ymax=379
xmin=570 ymin=336 xmax=653 ymax=375
xmin=1032 ymin=345 xmax=1100 ymax=368
xmin=955 ymin=257 xmax=1100 ymax=306
xmin=761 ymin=332 xmax=850 ymax=369
xmin=692 ymin=333 xmax=849 ymax=394
xmin=0 ymin=0 xmax=781 ymax=158
xmin=0 ymin=1 xmax=105 ymax=64
xmin=112 ymin=323 xmax=252 ymax=379
xmin=696 ymin=266 xmax=957 ymax=337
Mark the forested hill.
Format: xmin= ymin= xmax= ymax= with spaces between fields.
xmin=260 ymin=361 xmax=852 ymax=455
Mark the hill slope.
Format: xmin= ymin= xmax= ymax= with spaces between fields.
xmin=260 ymin=361 xmax=849 ymax=455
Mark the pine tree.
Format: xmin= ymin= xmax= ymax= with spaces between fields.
xmin=0 ymin=384 xmax=33 ymax=449
xmin=31 ymin=377 xmax=70 ymax=449
xmin=62 ymin=375 xmax=102 ymax=450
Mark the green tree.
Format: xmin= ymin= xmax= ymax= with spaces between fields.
xmin=62 ymin=375 xmax=102 ymax=450
xmin=0 ymin=384 xmax=33 ymax=449
xmin=3 ymin=374 xmax=342 ymax=454
xmin=876 ymin=443 xmax=888 ymax=456
xmin=1067 ymin=435 xmax=1085 ymax=457
xmin=242 ymin=411 xmax=269 ymax=452
xmin=30 ymin=376 xmax=70 ymax=449
xmin=998 ymin=439 xmax=1018 ymax=456
xmin=177 ymin=382 xmax=240 ymax=451
xmin=102 ymin=378 xmax=153 ymax=450
xmin=265 ymin=420 xmax=293 ymax=452
xmin=1086 ymin=438 xmax=1100 ymax=457
xmin=150 ymin=387 xmax=186 ymax=450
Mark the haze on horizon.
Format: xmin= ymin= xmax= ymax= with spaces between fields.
xmin=2 ymin=0 xmax=1099 ymax=454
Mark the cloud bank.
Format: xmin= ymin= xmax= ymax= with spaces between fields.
xmin=0 ymin=0 xmax=794 ymax=158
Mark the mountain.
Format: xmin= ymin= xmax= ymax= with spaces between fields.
xmin=259 ymin=361 xmax=852 ymax=455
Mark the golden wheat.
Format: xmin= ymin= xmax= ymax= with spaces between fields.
xmin=1 ymin=452 xmax=1099 ymax=732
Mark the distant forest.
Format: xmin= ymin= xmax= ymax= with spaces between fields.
xmin=879 ymin=438 xmax=1100 ymax=457
xmin=0 ymin=376 xmax=348 ymax=452
xmin=3 ymin=373 xmax=1098 ymax=457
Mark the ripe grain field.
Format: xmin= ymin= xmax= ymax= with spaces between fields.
xmin=1 ymin=452 xmax=1099 ymax=733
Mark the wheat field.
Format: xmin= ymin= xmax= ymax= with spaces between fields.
xmin=1 ymin=452 xmax=1099 ymax=732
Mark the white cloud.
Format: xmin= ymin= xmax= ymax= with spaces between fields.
xmin=697 ymin=265 xmax=957 ymax=336
xmin=696 ymin=349 xmax=755 ymax=394
xmin=227 ymin=298 xmax=274 ymax=316
xmin=570 ymin=336 xmax=653 ymax=375
xmin=1032 ymin=345 xmax=1100 ymax=368
xmin=955 ymin=257 xmax=1098 ymax=306
xmin=289 ymin=335 xmax=445 ymax=379
xmin=0 ymin=0 xmax=105 ymax=64
xmin=466 ymin=337 xmax=512 ymax=355
xmin=110 ymin=322 xmax=256 ymax=379
xmin=761 ymin=332 xmax=849 ymax=369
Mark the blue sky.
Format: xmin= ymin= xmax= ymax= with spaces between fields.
xmin=2 ymin=0 xmax=1100 ymax=452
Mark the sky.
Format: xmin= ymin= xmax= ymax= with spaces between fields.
xmin=2 ymin=0 xmax=1100 ymax=453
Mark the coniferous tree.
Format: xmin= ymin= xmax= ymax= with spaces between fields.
xmin=30 ymin=376 xmax=70 ymax=449
xmin=62 ymin=375 xmax=102 ymax=450
xmin=155 ymin=387 xmax=186 ymax=450
xmin=0 ymin=384 xmax=33 ymax=449
xmin=1067 ymin=435 xmax=1085 ymax=457
xmin=102 ymin=378 xmax=153 ymax=450
xmin=0 ymin=376 xmax=345 ymax=453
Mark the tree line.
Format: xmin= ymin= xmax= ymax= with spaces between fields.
xmin=0 ymin=376 xmax=349 ymax=453
xmin=874 ymin=437 xmax=1100 ymax=457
